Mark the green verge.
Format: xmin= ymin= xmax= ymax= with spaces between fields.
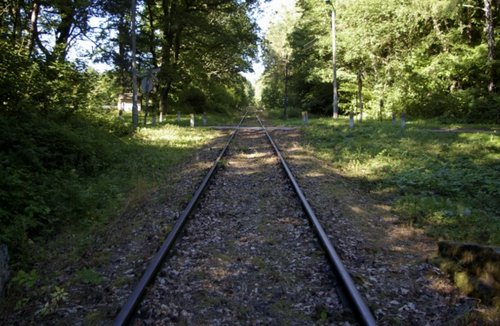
xmin=0 ymin=110 xmax=223 ymax=269
xmin=273 ymin=116 xmax=499 ymax=245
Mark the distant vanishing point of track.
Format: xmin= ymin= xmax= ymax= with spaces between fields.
xmin=113 ymin=113 xmax=377 ymax=326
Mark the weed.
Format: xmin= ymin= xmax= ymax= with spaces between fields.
xmin=11 ymin=270 xmax=38 ymax=290
xmin=38 ymin=286 xmax=68 ymax=316
xmin=74 ymin=268 xmax=103 ymax=285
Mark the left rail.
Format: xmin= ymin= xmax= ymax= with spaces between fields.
xmin=113 ymin=114 xmax=246 ymax=326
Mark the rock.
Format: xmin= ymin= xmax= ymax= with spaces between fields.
xmin=0 ymin=244 xmax=9 ymax=298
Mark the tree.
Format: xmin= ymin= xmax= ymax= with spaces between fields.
xmin=261 ymin=0 xmax=499 ymax=122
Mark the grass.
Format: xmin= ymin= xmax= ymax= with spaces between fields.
xmin=269 ymin=114 xmax=499 ymax=245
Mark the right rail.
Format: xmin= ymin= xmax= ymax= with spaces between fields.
xmin=257 ymin=115 xmax=377 ymax=326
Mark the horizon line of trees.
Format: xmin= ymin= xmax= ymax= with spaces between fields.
xmin=259 ymin=0 xmax=500 ymax=123
xmin=1 ymin=0 xmax=260 ymax=124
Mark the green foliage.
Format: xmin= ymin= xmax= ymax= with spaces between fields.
xmin=260 ymin=0 xmax=500 ymax=122
xmin=0 ymin=103 xmax=221 ymax=268
xmin=38 ymin=286 xmax=68 ymax=316
xmin=74 ymin=268 xmax=103 ymax=285
xmin=0 ymin=41 xmax=45 ymax=112
xmin=179 ymin=87 xmax=207 ymax=113
xmin=11 ymin=270 xmax=38 ymax=290
xmin=301 ymin=118 xmax=500 ymax=245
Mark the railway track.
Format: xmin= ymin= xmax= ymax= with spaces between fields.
xmin=113 ymin=113 xmax=376 ymax=325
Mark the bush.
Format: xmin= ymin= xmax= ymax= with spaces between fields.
xmin=178 ymin=87 xmax=207 ymax=113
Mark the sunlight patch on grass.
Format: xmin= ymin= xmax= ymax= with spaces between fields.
xmin=300 ymin=117 xmax=500 ymax=245
xmin=135 ymin=125 xmax=219 ymax=148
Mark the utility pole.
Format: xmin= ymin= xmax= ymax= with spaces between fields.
xmin=131 ymin=0 xmax=139 ymax=129
xmin=326 ymin=0 xmax=339 ymax=118
xmin=284 ymin=54 xmax=289 ymax=120
xmin=484 ymin=0 xmax=495 ymax=92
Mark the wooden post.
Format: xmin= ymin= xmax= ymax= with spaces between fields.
xmin=331 ymin=8 xmax=339 ymax=118
xmin=349 ymin=111 xmax=354 ymax=129
xmin=379 ymin=99 xmax=384 ymax=121
xmin=202 ymin=112 xmax=207 ymax=126
xmin=176 ymin=111 xmax=181 ymax=123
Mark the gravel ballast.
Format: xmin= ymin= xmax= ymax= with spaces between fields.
xmin=132 ymin=128 xmax=352 ymax=325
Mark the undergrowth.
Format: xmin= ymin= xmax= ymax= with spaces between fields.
xmin=293 ymin=117 xmax=499 ymax=245
xmin=0 ymin=110 xmax=221 ymax=269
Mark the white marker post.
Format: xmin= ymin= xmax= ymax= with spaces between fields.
xmin=190 ymin=114 xmax=195 ymax=128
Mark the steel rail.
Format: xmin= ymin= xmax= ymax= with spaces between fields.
xmin=113 ymin=114 xmax=247 ymax=326
xmin=256 ymin=115 xmax=377 ymax=326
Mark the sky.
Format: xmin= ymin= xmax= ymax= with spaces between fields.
xmin=241 ymin=0 xmax=297 ymax=85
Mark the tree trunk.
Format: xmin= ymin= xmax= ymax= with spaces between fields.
xmin=10 ymin=1 xmax=21 ymax=44
xmin=331 ymin=8 xmax=339 ymax=118
xmin=146 ymin=0 xmax=158 ymax=67
xmin=432 ymin=17 xmax=448 ymax=52
xmin=159 ymin=0 xmax=175 ymax=116
xmin=143 ymin=92 xmax=150 ymax=126
xmin=160 ymin=82 xmax=172 ymax=120
xmin=27 ymin=0 xmax=41 ymax=58
xmin=53 ymin=5 xmax=75 ymax=62
xmin=357 ymin=70 xmax=363 ymax=122
xmin=117 ymin=15 xmax=128 ymax=91
xmin=284 ymin=55 xmax=289 ymax=119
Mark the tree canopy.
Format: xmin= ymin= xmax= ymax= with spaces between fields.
xmin=259 ymin=0 xmax=500 ymax=122
xmin=1 ymin=0 xmax=259 ymax=120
